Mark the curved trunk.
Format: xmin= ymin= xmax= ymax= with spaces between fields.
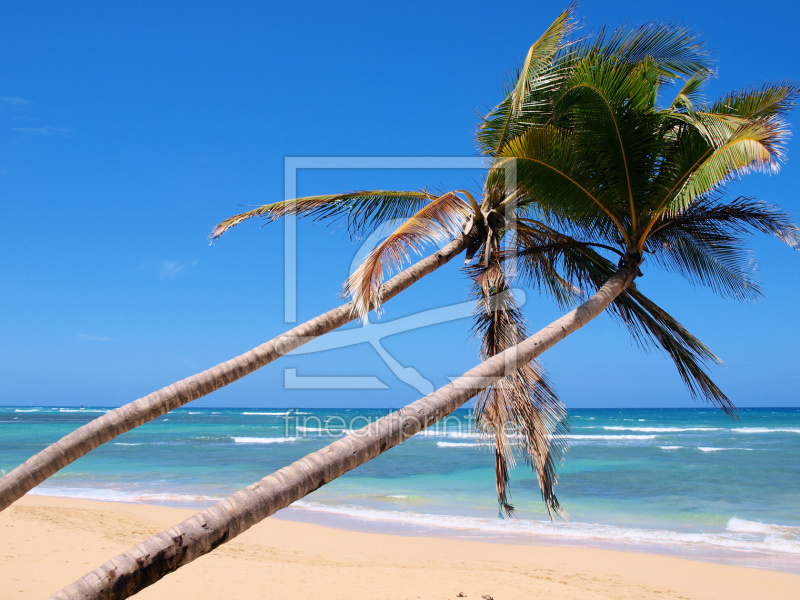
xmin=0 ymin=233 xmax=476 ymax=512
xmin=52 ymin=264 xmax=636 ymax=600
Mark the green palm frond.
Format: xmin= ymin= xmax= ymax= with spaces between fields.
xmin=613 ymin=286 xmax=734 ymax=414
xmin=508 ymin=225 xmax=590 ymax=308
xmin=506 ymin=234 xmax=734 ymax=413
xmin=342 ymin=192 xmax=469 ymax=319
xmin=648 ymin=232 xmax=762 ymax=301
xmin=670 ymin=72 xmax=710 ymax=111
xmin=664 ymin=84 xmax=796 ymax=150
xmin=491 ymin=125 xmax=628 ymax=244
xmin=210 ymin=190 xmax=434 ymax=241
xmin=654 ymin=196 xmax=800 ymax=248
xmin=665 ymin=110 xmax=749 ymax=147
xmin=477 ymin=6 xmax=576 ymax=157
xmin=652 ymin=118 xmax=789 ymax=224
xmin=553 ymin=56 xmax=666 ymax=226
xmin=495 ymin=4 xmax=576 ymax=154
xmin=469 ymin=258 xmax=568 ymax=518
xmin=584 ymin=21 xmax=712 ymax=82
xmin=712 ymin=82 xmax=799 ymax=119
xmin=646 ymin=197 xmax=800 ymax=299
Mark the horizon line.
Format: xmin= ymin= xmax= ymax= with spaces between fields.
xmin=2 ymin=405 xmax=798 ymax=410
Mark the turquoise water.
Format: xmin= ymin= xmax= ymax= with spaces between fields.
xmin=2 ymin=406 xmax=799 ymax=571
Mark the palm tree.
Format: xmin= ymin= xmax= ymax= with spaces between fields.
xmin=52 ymin=10 xmax=798 ymax=598
xmin=0 ymin=2 xmax=570 ymax=515
xmin=464 ymin=21 xmax=800 ymax=513
xmin=0 ymin=192 xmax=477 ymax=512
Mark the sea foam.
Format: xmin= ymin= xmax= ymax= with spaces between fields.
xmin=293 ymin=501 xmax=800 ymax=556
xmin=603 ymin=426 xmax=719 ymax=433
xmin=241 ymin=411 xmax=311 ymax=416
xmin=232 ymin=436 xmax=298 ymax=444
xmin=565 ymin=434 xmax=657 ymax=440
xmin=732 ymin=427 xmax=800 ymax=434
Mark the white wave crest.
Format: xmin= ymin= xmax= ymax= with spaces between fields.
xmin=241 ymin=411 xmax=311 ymax=416
xmin=232 ymin=436 xmax=298 ymax=444
xmin=437 ymin=442 xmax=477 ymax=448
xmin=603 ymin=426 xmax=719 ymax=433
xmin=726 ymin=518 xmax=800 ymax=536
xmin=565 ymin=434 xmax=657 ymax=440
xmin=419 ymin=430 xmax=479 ymax=439
xmin=732 ymin=427 xmax=800 ymax=434
xmin=296 ymin=425 xmax=350 ymax=434
xmin=292 ymin=502 xmax=800 ymax=556
xmin=659 ymin=446 xmax=682 ymax=450
xmin=27 ymin=485 xmax=223 ymax=505
xmin=698 ymin=447 xmax=753 ymax=452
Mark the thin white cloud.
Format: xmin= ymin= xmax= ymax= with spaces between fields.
xmin=77 ymin=334 xmax=114 ymax=342
xmin=0 ymin=96 xmax=29 ymax=107
xmin=157 ymin=259 xmax=198 ymax=280
xmin=12 ymin=125 xmax=71 ymax=136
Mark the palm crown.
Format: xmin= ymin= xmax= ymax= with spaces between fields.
xmin=469 ymin=8 xmax=798 ymax=515
xmin=212 ymin=6 xmax=799 ymax=518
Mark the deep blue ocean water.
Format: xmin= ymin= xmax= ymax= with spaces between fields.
xmin=2 ymin=406 xmax=799 ymax=572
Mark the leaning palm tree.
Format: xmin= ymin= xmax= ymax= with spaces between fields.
xmin=53 ymin=11 xmax=799 ymax=598
xmin=0 ymin=5 xmax=579 ymax=513
xmin=0 ymin=191 xmax=477 ymax=512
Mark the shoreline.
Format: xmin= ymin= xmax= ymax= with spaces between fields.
xmin=27 ymin=487 xmax=800 ymax=576
xmin=3 ymin=494 xmax=799 ymax=599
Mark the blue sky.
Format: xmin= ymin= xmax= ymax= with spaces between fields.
xmin=2 ymin=0 xmax=799 ymax=409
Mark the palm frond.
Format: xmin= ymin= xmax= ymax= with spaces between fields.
xmin=553 ymin=55 xmax=666 ymax=226
xmin=646 ymin=196 xmax=800 ymax=299
xmin=670 ymin=72 xmax=710 ymax=111
xmin=614 ymin=287 xmax=735 ymax=415
xmin=469 ymin=259 xmax=568 ymax=518
xmin=666 ymin=110 xmax=750 ymax=147
xmin=655 ymin=196 xmax=800 ymax=248
xmin=656 ymin=117 xmax=789 ymax=219
xmin=342 ymin=192 xmax=468 ymax=319
xmin=493 ymin=4 xmax=577 ymax=154
xmin=712 ymin=82 xmax=799 ymax=119
xmin=508 ymin=225 xmax=588 ymax=308
xmin=649 ymin=231 xmax=762 ymax=301
xmin=491 ymin=125 xmax=629 ymax=244
xmin=506 ymin=235 xmax=735 ymax=413
xmin=587 ymin=21 xmax=712 ymax=82
xmin=210 ymin=190 xmax=433 ymax=241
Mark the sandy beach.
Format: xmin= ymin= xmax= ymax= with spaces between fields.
xmin=0 ymin=495 xmax=797 ymax=599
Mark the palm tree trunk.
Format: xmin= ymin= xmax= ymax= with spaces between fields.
xmin=51 ymin=263 xmax=637 ymax=600
xmin=0 ymin=232 xmax=477 ymax=513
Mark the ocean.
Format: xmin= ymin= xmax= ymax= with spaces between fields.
xmin=2 ymin=406 xmax=799 ymax=572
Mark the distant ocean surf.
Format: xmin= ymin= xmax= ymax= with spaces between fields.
xmin=2 ymin=406 xmax=799 ymax=572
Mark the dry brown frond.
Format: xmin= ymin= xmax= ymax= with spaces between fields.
xmin=472 ymin=259 xmax=569 ymax=518
xmin=342 ymin=192 xmax=469 ymax=320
